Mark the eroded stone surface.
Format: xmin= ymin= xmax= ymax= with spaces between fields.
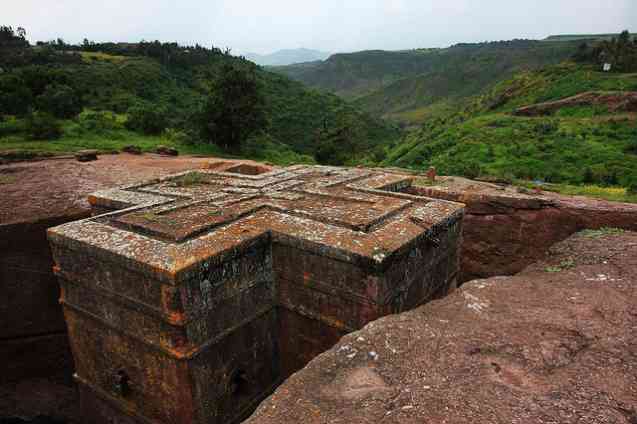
xmin=48 ymin=164 xmax=464 ymax=424
xmin=410 ymin=175 xmax=637 ymax=281
xmin=247 ymin=230 xmax=637 ymax=424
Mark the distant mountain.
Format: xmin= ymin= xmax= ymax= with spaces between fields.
xmin=244 ymin=48 xmax=330 ymax=66
xmin=272 ymin=40 xmax=583 ymax=124
xmin=382 ymin=62 xmax=637 ymax=187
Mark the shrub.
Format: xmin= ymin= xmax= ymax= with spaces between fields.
xmin=78 ymin=110 xmax=119 ymax=132
xmin=0 ymin=117 xmax=26 ymax=137
xmin=627 ymin=176 xmax=637 ymax=195
xmin=36 ymin=84 xmax=82 ymax=119
xmin=125 ymin=103 xmax=168 ymax=135
xmin=26 ymin=112 xmax=62 ymax=140
xmin=0 ymin=74 xmax=33 ymax=116
xmin=164 ymin=128 xmax=194 ymax=145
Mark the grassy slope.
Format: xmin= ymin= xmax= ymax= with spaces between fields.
xmin=0 ymin=50 xmax=399 ymax=165
xmin=382 ymin=63 xmax=637 ymax=187
xmin=274 ymin=40 xmax=582 ymax=124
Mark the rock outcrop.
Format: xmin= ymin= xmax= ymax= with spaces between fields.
xmin=247 ymin=230 xmax=637 ymax=424
xmin=0 ymin=155 xmax=214 ymax=387
xmin=410 ymin=176 xmax=637 ymax=281
xmin=513 ymin=90 xmax=637 ymax=116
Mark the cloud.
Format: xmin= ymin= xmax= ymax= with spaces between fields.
xmin=3 ymin=0 xmax=636 ymax=54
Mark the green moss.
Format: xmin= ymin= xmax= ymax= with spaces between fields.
xmin=173 ymin=172 xmax=207 ymax=187
xmin=580 ymin=227 xmax=625 ymax=239
xmin=0 ymin=174 xmax=17 ymax=184
xmin=545 ymin=259 xmax=576 ymax=273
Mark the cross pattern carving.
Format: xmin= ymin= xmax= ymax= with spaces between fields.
xmin=59 ymin=164 xmax=464 ymax=279
xmin=111 ymin=165 xmax=421 ymax=243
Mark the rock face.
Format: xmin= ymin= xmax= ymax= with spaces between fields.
xmin=47 ymin=165 xmax=463 ymax=424
xmin=0 ymin=155 xmax=215 ymax=388
xmin=247 ymin=230 xmax=637 ymax=424
xmin=0 ymin=156 xmax=278 ymax=422
xmin=410 ymin=176 xmax=637 ymax=281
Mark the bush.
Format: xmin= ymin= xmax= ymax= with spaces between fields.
xmin=0 ymin=117 xmax=26 ymax=137
xmin=78 ymin=110 xmax=119 ymax=132
xmin=26 ymin=112 xmax=62 ymax=140
xmin=125 ymin=103 xmax=168 ymax=135
xmin=36 ymin=84 xmax=82 ymax=119
xmin=627 ymin=176 xmax=637 ymax=195
xmin=105 ymin=91 xmax=138 ymax=114
xmin=164 ymin=128 xmax=194 ymax=145
xmin=0 ymin=74 xmax=33 ymax=116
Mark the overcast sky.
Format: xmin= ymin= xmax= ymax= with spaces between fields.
xmin=4 ymin=0 xmax=636 ymax=54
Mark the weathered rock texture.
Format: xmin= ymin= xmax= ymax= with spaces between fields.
xmin=247 ymin=230 xmax=637 ymax=424
xmin=0 ymin=154 xmax=217 ymax=386
xmin=410 ymin=176 xmax=637 ymax=281
xmin=48 ymin=164 xmax=463 ymax=424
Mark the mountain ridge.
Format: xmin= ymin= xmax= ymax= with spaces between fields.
xmin=244 ymin=48 xmax=330 ymax=66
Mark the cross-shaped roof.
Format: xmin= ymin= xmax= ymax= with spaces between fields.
xmin=49 ymin=164 xmax=464 ymax=283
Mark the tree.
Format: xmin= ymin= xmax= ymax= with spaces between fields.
xmin=628 ymin=176 xmax=637 ymax=196
xmin=36 ymin=84 xmax=82 ymax=118
xmin=315 ymin=111 xmax=364 ymax=165
xmin=125 ymin=102 xmax=169 ymax=135
xmin=26 ymin=111 xmax=62 ymax=140
xmin=0 ymin=74 xmax=33 ymax=116
xmin=197 ymin=62 xmax=267 ymax=150
xmin=0 ymin=26 xmax=28 ymax=49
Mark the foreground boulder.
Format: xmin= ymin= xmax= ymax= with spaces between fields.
xmin=121 ymin=145 xmax=142 ymax=155
xmin=73 ymin=150 xmax=97 ymax=162
xmin=155 ymin=145 xmax=178 ymax=156
xmin=247 ymin=230 xmax=637 ymax=424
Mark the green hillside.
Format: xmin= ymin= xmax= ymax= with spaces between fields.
xmin=0 ymin=28 xmax=399 ymax=165
xmin=274 ymin=40 xmax=583 ymax=124
xmin=382 ymin=63 xmax=637 ymax=189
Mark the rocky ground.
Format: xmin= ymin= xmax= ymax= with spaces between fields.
xmin=0 ymin=153 xmax=222 ymax=225
xmin=247 ymin=229 xmax=637 ymax=424
xmin=0 ymin=154 xmax=250 ymax=424
xmin=2 ymin=157 xmax=637 ymax=423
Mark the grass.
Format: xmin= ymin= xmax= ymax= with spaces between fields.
xmin=412 ymin=177 xmax=449 ymax=187
xmin=517 ymin=181 xmax=637 ymax=204
xmin=580 ymin=227 xmax=625 ymax=239
xmin=383 ymin=64 xmax=637 ymax=187
xmin=0 ymin=174 xmax=17 ymax=184
xmin=173 ymin=172 xmax=208 ymax=187
xmin=0 ymin=119 xmax=318 ymax=167
xmin=80 ymin=51 xmax=128 ymax=63
xmin=0 ymin=132 xmax=223 ymax=156
xmin=545 ymin=258 xmax=576 ymax=273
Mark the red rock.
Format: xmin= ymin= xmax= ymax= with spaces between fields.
xmin=247 ymin=230 xmax=637 ymax=424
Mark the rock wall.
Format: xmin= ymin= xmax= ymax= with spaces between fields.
xmin=0 ymin=216 xmax=86 ymax=384
xmin=246 ymin=230 xmax=637 ymax=424
xmin=409 ymin=178 xmax=637 ymax=281
xmin=0 ymin=155 xmax=213 ymax=390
